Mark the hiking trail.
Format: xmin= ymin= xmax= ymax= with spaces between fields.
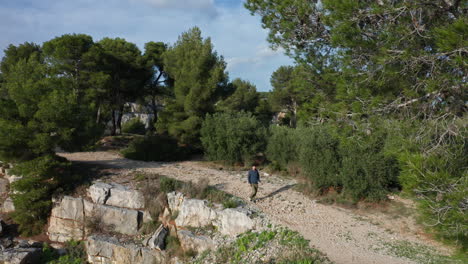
xmin=61 ymin=151 xmax=455 ymax=264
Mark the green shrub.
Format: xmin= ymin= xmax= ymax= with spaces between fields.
xmin=201 ymin=112 xmax=267 ymax=164
xmin=40 ymin=240 xmax=86 ymax=264
xmin=121 ymin=135 xmax=190 ymax=161
xmin=339 ymin=132 xmax=400 ymax=201
xmin=10 ymin=155 xmax=72 ymax=236
xmin=298 ymin=126 xmax=342 ymax=192
xmin=122 ymin=118 xmax=146 ymax=135
xmin=266 ymin=126 xmax=300 ymax=170
xmin=399 ymin=138 xmax=467 ymax=249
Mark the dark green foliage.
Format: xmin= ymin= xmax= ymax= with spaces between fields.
xmin=267 ymin=123 xmax=400 ymax=201
xmin=298 ymin=126 xmax=342 ymax=192
xmin=41 ymin=240 xmax=86 ymax=264
xmin=122 ymin=118 xmax=146 ymax=135
xmin=201 ymin=112 xmax=267 ymax=165
xmin=10 ymin=155 xmax=72 ymax=236
xmin=216 ymin=78 xmax=259 ymax=113
xmin=157 ymin=27 xmax=228 ymax=146
xmin=266 ymin=126 xmax=300 ymax=170
xmin=121 ymin=135 xmax=190 ymax=162
xmin=339 ymin=133 xmax=400 ymax=201
xmin=397 ymin=124 xmax=467 ymax=249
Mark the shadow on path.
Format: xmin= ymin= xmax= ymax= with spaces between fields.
xmin=256 ymin=184 xmax=296 ymax=202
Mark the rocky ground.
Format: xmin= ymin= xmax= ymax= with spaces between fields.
xmin=60 ymin=151 xmax=458 ymax=264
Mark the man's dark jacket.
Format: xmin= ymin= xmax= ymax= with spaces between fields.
xmin=248 ymin=169 xmax=260 ymax=184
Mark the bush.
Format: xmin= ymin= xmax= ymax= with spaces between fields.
xmin=398 ymin=133 xmax=467 ymax=248
xmin=40 ymin=240 xmax=86 ymax=264
xmin=266 ymin=123 xmax=400 ymax=202
xmin=266 ymin=126 xmax=300 ymax=170
xmin=10 ymin=155 xmax=72 ymax=236
xmin=201 ymin=112 xmax=267 ymax=165
xmin=121 ymin=135 xmax=190 ymax=161
xmin=339 ymin=132 xmax=400 ymax=201
xmin=122 ymin=118 xmax=146 ymax=135
xmin=298 ymin=126 xmax=342 ymax=193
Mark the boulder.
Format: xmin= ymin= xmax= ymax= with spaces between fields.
xmin=47 ymin=196 xmax=85 ymax=242
xmin=88 ymin=182 xmax=112 ymax=204
xmin=214 ymin=208 xmax=255 ymax=237
xmin=175 ymin=199 xmax=216 ymax=228
xmin=1 ymin=197 xmax=15 ymax=213
xmin=167 ymin=192 xmax=184 ymax=213
xmin=84 ymin=201 xmax=140 ymax=235
xmin=177 ymin=230 xmax=216 ymax=253
xmin=86 ymin=235 xmax=166 ymax=264
xmin=88 ymin=182 xmax=145 ymax=209
xmin=147 ymin=225 xmax=168 ymax=250
xmin=106 ymin=183 xmax=145 ymax=209
xmin=2 ymin=248 xmax=41 ymax=264
xmin=0 ymin=177 xmax=9 ymax=199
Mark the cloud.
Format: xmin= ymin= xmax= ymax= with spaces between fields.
xmin=135 ymin=0 xmax=214 ymax=8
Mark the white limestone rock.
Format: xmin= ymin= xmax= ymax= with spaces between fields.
xmin=177 ymin=230 xmax=216 ymax=253
xmin=167 ymin=192 xmax=184 ymax=213
xmin=84 ymin=201 xmax=140 ymax=236
xmin=106 ymin=183 xmax=145 ymax=209
xmin=175 ymin=199 xmax=216 ymax=228
xmin=214 ymin=208 xmax=255 ymax=237
xmin=88 ymin=182 xmax=112 ymax=204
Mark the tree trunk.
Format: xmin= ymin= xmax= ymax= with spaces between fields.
xmin=290 ymin=99 xmax=297 ymax=128
xmin=116 ymin=105 xmax=124 ymax=135
xmin=111 ymin=109 xmax=117 ymax=136
xmin=96 ymin=105 xmax=102 ymax=124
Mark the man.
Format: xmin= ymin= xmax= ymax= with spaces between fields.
xmin=248 ymin=165 xmax=260 ymax=202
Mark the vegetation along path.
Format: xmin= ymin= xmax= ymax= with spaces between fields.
xmin=61 ymin=151 xmax=456 ymax=264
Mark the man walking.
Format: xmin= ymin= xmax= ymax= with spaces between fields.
xmin=248 ymin=165 xmax=260 ymax=202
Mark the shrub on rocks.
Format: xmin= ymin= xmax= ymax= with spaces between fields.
xmin=121 ymin=135 xmax=190 ymax=162
xmin=122 ymin=118 xmax=146 ymax=135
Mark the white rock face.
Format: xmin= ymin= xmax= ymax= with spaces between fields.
xmin=215 ymin=208 xmax=255 ymax=237
xmin=48 ymin=196 xmax=85 ymax=242
xmin=175 ymin=199 xmax=217 ymax=228
xmin=88 ymin=182 xmax=112 ymax=204
xmin=177 ymin=230 xmax=216 ymax=253
xmin=0 ymin=178 xmax=9 ymax=199
xmin=84 ymin=201 xmax=140 ymax=236
xmin=1 ymin=197 xmax=15 ymax=213
xmin=167 ymin=192 xmax=184 ymax=213
xmin=88 ymin=182 xmax=145 ymax=209
xmin=106 ymin=183 xmax=145 ymax=209
xmin=2 ymin=248 xmax=42 ymax=264
xmin=86 ymin=235 xmax=166 ymax=264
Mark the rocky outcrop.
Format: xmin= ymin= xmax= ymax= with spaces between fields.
xmin=1 ymin=248 xmax=42 ymax=264
xmin=86 ymin=235 xmax=166 ymax=264
xmin=48 ymin=197 xmax=85 ymax=242
xmin=175 ymin=199 xmax=217 ymax=228
xmin=0 ymin=177 xmax=9 ymax=199
xmin=214 ymin=208 xmax=255 ymax=237
xmin=147 ymin=225 xmax=168 ymax=250
xmin=167 ymin=192 xmax=184 ymax=213
xmin=88 ymin=182 xmax=112 ymax=204
xmin=88 ymin=182 xmax=145 ymax=209
xmin=84 ymin=200 xmax=140 ymax=236
xmin=1 ymin=197 xmax=15 ymax=213
xmin=177 ymin=230 xmax=216 ymax=253
xmin=173 ymin=194 xmax=256 ymax=237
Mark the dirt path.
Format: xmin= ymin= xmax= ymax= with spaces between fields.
xmin=61 ymin=151 xmax=453 ymax=264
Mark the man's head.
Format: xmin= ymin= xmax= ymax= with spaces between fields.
xmin=252 ymin=165 xmax=256 ymax=170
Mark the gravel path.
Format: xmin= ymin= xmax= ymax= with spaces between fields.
xmin=61 ymin=151 xmax=452 ymax=264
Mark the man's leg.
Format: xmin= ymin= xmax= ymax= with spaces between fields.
xmin=250 ymin=184 xmax=258 ymax=201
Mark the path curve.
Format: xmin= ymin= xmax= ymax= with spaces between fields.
xmin=61 ymin=151 xmax=451 ymax=264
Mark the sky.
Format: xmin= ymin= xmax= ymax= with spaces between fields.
xmin=0 ymin=0 xmax=293 ymax=91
